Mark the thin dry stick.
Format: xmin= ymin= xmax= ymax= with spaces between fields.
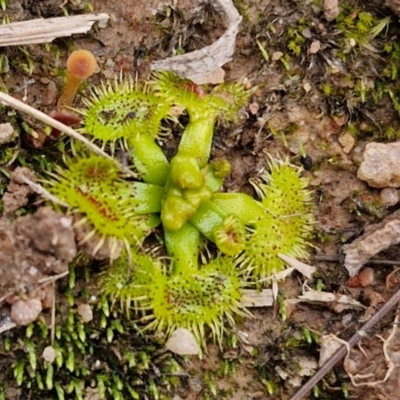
xmin=290 ymin=287 xmax=400 ymax=400
xmin=51 ymin=281 xmax=56 ymax=345
xmin=38 ymin=270 xmax=70 ymax=285
xmin=0 ymin=91 xmax=136 ymax=177
xmin=315 ymin=254 xmax=400 ymax=266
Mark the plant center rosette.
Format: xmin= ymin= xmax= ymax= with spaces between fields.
xmin=47 ymin=71 xmax=315 ymax=346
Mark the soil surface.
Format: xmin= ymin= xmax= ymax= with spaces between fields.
xmin=2 ymin=0 xmax=400 ymax=399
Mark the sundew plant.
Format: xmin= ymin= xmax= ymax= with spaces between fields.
xmin=47 ymin=69 xmax=315 ymax=345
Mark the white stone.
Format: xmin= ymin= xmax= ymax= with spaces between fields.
xmin=0 ymin=122 xmax=14 ymax=145
xmin=77 ymin=303 xmax=93 ymax=322
xmin=358 ymin=142 xmax=400 ymax=188
xmin=165 ymin=328 xmax=199 ymax=355
xmin=42 ymin=346 xmax=57 ymax=363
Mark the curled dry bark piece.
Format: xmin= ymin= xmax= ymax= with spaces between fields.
xmin=342 ymin=209 xmax=400 ymax=276
xmin=0 ymin=14 xmax=109 ymax=47
xmin=151 ymin=0 xmax=242 ymax=84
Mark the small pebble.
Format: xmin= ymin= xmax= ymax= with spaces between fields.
xmin=302 ymin=27 xmax=312 ymax=39
xmin=10 ymin=298 xmax=42 ymax=326
xmin=358 ymin=267 xmax=374 ymax=287
xmin=272 ymin=51 xmax=284 ymax=61
xmin=303 ymin=82 xmax=311 ymax=92
xmin=42 ymin=346 xmax=57 ymax=363
xmin=0 ymin=123 xmax=14 ymax=145
xmin=77 ymin=303 xmax=93 ymax=322
xmin=358 ymin=142 xmax=400 ymax=188
xmin=380 ymin=188 xmax=399 ymax=206
xmin=338 ymin=132 xmax=355 ymax=154
xmin=323 ymin=0 xmax=340 ymax=21
xmin=309 ymin=40 xmax=321 ymax=54
xmin=341 ymin=313 xmax=353 ymax=326
xmin=165 ymin=328 xmax=199 ymax=355
xmin=248 ymin=102 xmax=260 ymax=115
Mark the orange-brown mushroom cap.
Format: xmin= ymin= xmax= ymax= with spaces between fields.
xmin=66 ymin=49 xmax=97 ymax=79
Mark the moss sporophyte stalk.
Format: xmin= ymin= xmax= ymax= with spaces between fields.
xmin=47 ymin=70 xmax=315 ymax=345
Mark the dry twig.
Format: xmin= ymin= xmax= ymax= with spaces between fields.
xmin=0 ymin=91 xmax=136 ymax=177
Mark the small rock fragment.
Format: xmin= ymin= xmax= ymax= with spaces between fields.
xmin=77 ymin=303 xmax=93 ymax=322
xmin=380 ymin=187 xmax=399 ymax=206
xmin=358 ymin=267 xmax=374 ymax=287
xmin=42 ymin=346 xmax=57 ymax=363
xmin=384 ymin=0 xmax=400 ymax=19
xmin=302 ymin=27 xmax=312 ymax=39
xmin=294 ymin=356 xmax=318 ymax=377
xmin=10 ymin=298 xmax=42 ymax=326
xmin=303 ymin=82 xmax=311 ymax=92
xmin=248 ymin=102 xmax=260 ymax=115
xmin=338 ymin=132 xmax=355 ymax=154
xmin=165 ymin=328 xmax=199 ymax=355
xmin=0 ymin=122 xmax=14 ymax=145
xmin=323 ymin=0 xmax=340 ymax=21
xmin=272 ymin=51 xmax=284 ymax=61
xmin=357 ymin=142 xmax=400 ymax=188
xmin=309 ymin=40 xmax=321 ymax=54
